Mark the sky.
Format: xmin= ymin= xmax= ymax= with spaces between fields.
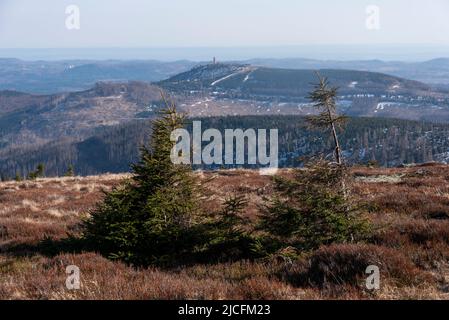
xmin=0 ymin=0 xmax=449 ymax=60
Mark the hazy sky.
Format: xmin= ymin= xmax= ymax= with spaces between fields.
xmin=1 ymin=0 xmax=449 ymax=48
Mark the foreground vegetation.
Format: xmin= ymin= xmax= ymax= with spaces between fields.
xmin=0 ymin=165 xmax=449 ymax=299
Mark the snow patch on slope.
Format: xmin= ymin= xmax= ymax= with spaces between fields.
xmin=211 ymin=67 xmax=257 ymax=86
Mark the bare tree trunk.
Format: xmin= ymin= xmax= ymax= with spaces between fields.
xmin=327 ymin=105 xmax=342 ymax=165
xmin=326 ymin=104 xmax=348 ymax=200
xmin=331 ymin=122 xmax=342 ymax=165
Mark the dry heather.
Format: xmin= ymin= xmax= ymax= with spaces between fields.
xmin=0 ymin=167 xmax=449 ymax=300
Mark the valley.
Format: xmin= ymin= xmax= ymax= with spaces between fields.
xmin=2 ymin=62 xmax=449 ymax=178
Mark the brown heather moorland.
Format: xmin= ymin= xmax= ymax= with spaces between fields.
xmin=0 ymin=165 xmax=449 ymax=300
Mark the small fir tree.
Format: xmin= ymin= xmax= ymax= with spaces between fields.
xmin=307 ymin=73 xmax=347 ymax=164
xmin=28 ymin=163 xmax=45 ymax=180
xmin=259 ymin=159 xmax=370 ymax=251
xmin=65 ymin=164 xmax=75 ymax=177
xmin=82 ymin=94 xmax=199 ymax=266
xmin=199 ymin=194 xmax=262 ymax=261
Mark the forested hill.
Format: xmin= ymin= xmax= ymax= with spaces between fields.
xmin=2 ymin=115 xmax=449 ymax=179
xmin=159 ymin=63 xmax=433 ymax=97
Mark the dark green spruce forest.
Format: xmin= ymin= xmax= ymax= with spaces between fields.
xmin=1 ymin=115 xmax=449 ymax=179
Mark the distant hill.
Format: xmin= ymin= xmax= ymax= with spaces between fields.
xmin=160 ymin=63 xmax=449 ymax=123
xmin=239 ymin=57 xmax=449 ymax=85
xmin=0 ymin=81 xmax=163 ymax=151
xmin=3 ymin=63 xmax=449 ymax=178
xmin=159 ymin=63 xmax=433 ymax=97
xmin=0 ymin=59 xmax=196 ymax=94
xmin=4 ymin=57 xmax=449 ymax=94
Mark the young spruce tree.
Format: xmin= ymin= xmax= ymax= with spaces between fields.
xmin=82 ymin=94 xmax=199 ymax=266
xmin=260 ymin=160 xmax=369 ymax=251
xmin=28 ymin=163 xmax=45 ymax=180
xmin=199 ymin=194 xmax=261 ymax=261
xmin=307 ymin=72 xmax=347 ymax=164
xmin=259 ymin=76 xmax=370 ymax=253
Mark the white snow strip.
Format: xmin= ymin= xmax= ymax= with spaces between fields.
xmin=348 ymin=81 xmax=358 ymax=88
xmin=211 ymin=72 xmax=241 ymax=86
xmin=243 ymin=68 xmax=258 ymax=83
xmin=211 ymin=67 xmax=256 ymax=86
